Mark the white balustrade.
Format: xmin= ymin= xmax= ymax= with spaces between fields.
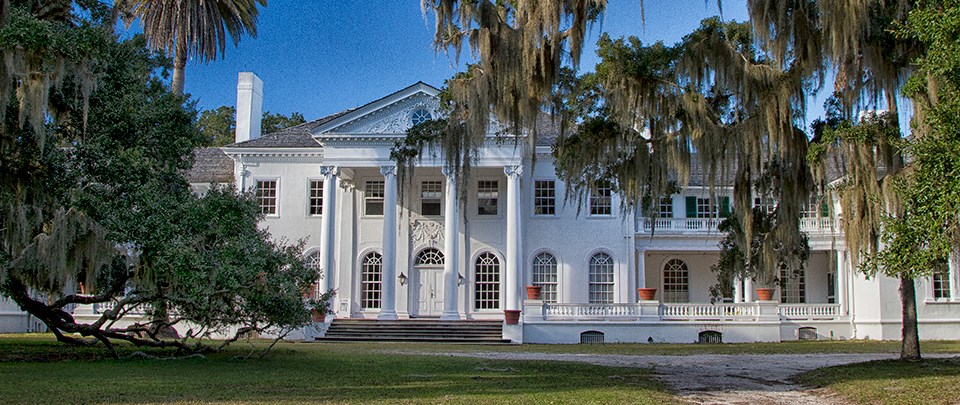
xmin=538 ymin=302 xmax=842 ymax=322
xmin=777 ymin=303 xmax=840 ymax=319
xmin=660 ymin=303 xmax=757 ymax=320
xmin=638 ymin=217 xmax=835 ymax=234
xmin=94 ymin=301 xmax=149 ymax=316
xmin=544 ymin=303 xmax=641 ymax=319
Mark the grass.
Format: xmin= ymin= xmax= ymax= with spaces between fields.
xmin=336 ymin=339 xmax=960 ymax=356
xmin=0 ymin=335 xmax=677 ymax=404
xmin=799 ymin=357 xmax=960 ymax=405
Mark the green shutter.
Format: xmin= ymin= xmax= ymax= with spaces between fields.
xmin=820 ymin=200 xmax=830 ymax=216
xmin=720 ymin=196 xmax=731 ymax=217
xmin=685 ymin=196 xmax=697 ymax=218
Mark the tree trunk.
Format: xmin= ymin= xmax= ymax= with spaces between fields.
xmin=171 ymin=40 xmax=187 ymax=95
xmin=900 ymin=276 xmax=921 ymax=360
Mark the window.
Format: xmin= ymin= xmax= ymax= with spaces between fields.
xmin=780 ymin=268 xmax=806 ymax=304
xmin=754 ymin=197 xmax=776 ymax=215
xmin=532 ymin=252 xmax=558 ymax=303
xmin=361 ymin=252 xmax=383 ymax=309
xmin=255 ymin=180 xmax=278 ymax=215
xmin=411 ymin=109 xmax=432 ymax=126
xmin=475 ymin=252 xmax=500 ymax=310
xmin=933 ymin=271 xmax=952 ymax=300
xmin=477 ymin=180 xmax=499 ymax=216
xmin=685 ymin=196 xmax=730 ymax=218
xmin=589 ymin=253 xmax=614 ymax=303
xmin=663 ymin=259 xmax=689 ymax=303
xmin=415 ymin=248 xmax=444 ymax=266
xmin=590 ymin=182 xmax=612 ymax=216
xmin=658 ymin=197 xmax=673 ymax=218
xmin=365 ymin=180 xmax=385 ymax=216
xmin=534 ymin=180 xmax=556 ymax=216
xmin=309 ymin=180 xmax=323 ymax=216
xmin=304 ymin=251 xmax=323 ymax=300
xmin=420 ymin=181 xmax=442 ymax=216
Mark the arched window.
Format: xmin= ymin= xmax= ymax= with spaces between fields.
xmin=475 ymin=252 xmax=500 ymax=310
xmin=663 ymin=259 xmax=689 ymax=303
xmin=532 ymin=252 xmax=558 ymax=303
xmin=304 ymin=251 xmax=323 ymax=273
xmin=589 ymin=253 xmax=614 ymax=303
xmin=361 ymin=252 xmax=383 ymax=309
xmin=303 ymin=251 xmax=323 ymax=300
xmin=415 ymin=248 xmax=444 ymax=266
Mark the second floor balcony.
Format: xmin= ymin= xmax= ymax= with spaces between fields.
xmin=636 ymin=216 xmax=836 ymax=235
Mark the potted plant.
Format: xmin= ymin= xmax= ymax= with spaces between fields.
xmin=711 ymin=207 xmax=809 ymax=303
xmin=504 ymin=309 xmax=521 ymax=325
xmin=309 ymin=289 xmax=337 ymax=323
xmin=526 ymin=285 xmax=542 ymax=300
xmin=637 ymin=288 xmax=657 ymax=301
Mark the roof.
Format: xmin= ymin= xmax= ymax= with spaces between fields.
xmin=185 ymin=148 xmax=234 ymax=184
xmin=228 ymin=108 xmax=355 ymax=148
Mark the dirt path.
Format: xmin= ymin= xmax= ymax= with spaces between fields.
xmin=424 ymin=351 xmax=903 ymax=404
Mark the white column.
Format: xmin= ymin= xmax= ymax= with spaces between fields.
xmin=440 ymin=168 xmax=461 ymax=320
xmin=733 ymin=276 xmax=743 ymax=304
xmin=743 ymin=277 xmax=754 ymax=303
xmin=378 ymin=166 xmax=399 ymax=319
xmin=318 ymin=166 xmax=339 ymax=300
xmin=837 ymin=250 xmax=848 ymax=314
xmin=505 ymin=165 xmax=523 ymax=311
xmin=949 ymin=250 xmax=958 ymax=301
xmin=636 ymin=250 xmax=646 ymax=289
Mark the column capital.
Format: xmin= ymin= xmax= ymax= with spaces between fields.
xmin=319 ymin=166 xmax=339 ymax=177
xmin=380 ymin=165 xmax=397 ymax=177
xmin=504 ymin=165 xmax=524 ymax=178
xmin=338 ymin=179 xmax=355 ymax=192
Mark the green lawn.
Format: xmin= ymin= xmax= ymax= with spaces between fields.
xmin=349 ymin=339 xmax=960 ymax=356
xmin=0 ymin=335 xmax=677 ymax=404
xmin=799 ymin=357 xmax=960 ymax=405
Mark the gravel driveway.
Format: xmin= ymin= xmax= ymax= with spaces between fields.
xmin=425 ymin=351 xmax=907 ymax=404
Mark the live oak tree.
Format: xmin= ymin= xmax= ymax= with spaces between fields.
xmin=0 ymin=1 xmax=317 ymax=358
xmin=418 ymin=0 xmax=952 ymax=360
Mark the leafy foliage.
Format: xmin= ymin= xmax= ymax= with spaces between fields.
xmin=198 ymin=105 xmax=306 ymax=146
xmin=1 ymin=3 xmax=317 ymax=358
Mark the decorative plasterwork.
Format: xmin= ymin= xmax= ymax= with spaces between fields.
xmin=411 ymin=219 xmax=443 ymax=244
xmin=328 ymin=93 xmax=441 ymax=134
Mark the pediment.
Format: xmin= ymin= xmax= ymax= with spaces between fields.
xmin=315 ymin=82 xmax=443 ymax=135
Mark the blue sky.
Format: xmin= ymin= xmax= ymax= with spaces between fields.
xmin=147 ymin=1 xmax=771 ymax=122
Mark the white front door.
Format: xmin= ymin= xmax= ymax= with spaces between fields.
xmin=416 ymin=268 xmax=444 ymax=317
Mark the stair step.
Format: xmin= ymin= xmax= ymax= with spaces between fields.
xmin=317 ymin=319 xmax=508 ymax=343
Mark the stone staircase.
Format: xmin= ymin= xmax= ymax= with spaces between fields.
xmin=316 ymin=319 xmax=510 ymax=344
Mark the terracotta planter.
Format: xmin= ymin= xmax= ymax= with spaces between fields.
xmin=637 ymin=288 xmax=657 ymax=301
xmin=504 ymin=309 xmax=522 ymax=325
xmin=311 ymin=309 xmax=327 ymax=323
xmin=526 ymin=285 xmax=542 ymax=300
xmin=756 ymin=288 xmax=775 ymax=301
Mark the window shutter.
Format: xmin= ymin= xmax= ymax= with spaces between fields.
xmin=685 ymin=196 xmax=697 ymax=218
xmin=720 ymin=197 xmax=731 ymax=217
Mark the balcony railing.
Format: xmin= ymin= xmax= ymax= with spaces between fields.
xmin=777 ymin=303 xmax=840 ymax=320
xmin=544 ymin=303 xmax=641 ymax=318
xmin=636 ymin=217 xmax=835 ymax=234
xmin=537 ymin=302 xmax=842 ymax=322
xmin=659 ymin=303 xmax=757 ymax=320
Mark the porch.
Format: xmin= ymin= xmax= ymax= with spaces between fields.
xmin=525 ymin=301 xmax=843 ymax=322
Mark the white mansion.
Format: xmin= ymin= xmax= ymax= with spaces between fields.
xmin=2 ymin=72 xmax=958 ymax=344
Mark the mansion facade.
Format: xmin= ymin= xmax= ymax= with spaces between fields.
xmin=2 ymin=72 xmax=957 ymax=344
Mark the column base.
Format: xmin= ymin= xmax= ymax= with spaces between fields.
xmin=439 ymin=311 xmax=462 ymax=321
xmin=377 ymin=310 xmax=398 ymax=320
